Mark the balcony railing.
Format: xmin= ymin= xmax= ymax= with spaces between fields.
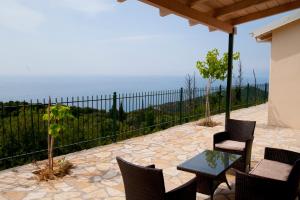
xmin=0 ymin=83 xmax=268 ymax=170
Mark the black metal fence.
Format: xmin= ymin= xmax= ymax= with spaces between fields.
xmin=0 ymin=83 xmax=268 ymax=169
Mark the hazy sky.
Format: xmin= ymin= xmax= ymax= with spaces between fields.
xmin=0 ymin=0 xmax=296 ymax=79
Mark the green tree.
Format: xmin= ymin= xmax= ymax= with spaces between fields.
xmin=43 ymin=101 xmax=74 ymax=172
xmin=196 ymin=49 xmax=239 ymax=125
xmin=118 ymin=102 xmax=126 ymax=122
xmin=145 ymin=107 xmax=155 ymax=130
xmin=235 ymin=59 xmax=243 ymax=103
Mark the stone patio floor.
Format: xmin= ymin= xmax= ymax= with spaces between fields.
xmin=0 ymin=104 xmax=299 ymax=200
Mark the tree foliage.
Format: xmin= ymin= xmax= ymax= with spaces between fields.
xmin=196 ymin=48 xmax=240 ymax=81
xmin=43 ymin=105 xmax=74 ymax=138
xmin=235 ymin=59 xmax=243 ymax=102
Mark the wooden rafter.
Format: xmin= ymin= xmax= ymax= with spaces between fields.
xmin=185 ymin=0 xmax=208 ymax=7
xmin=213 ymin=0 xmax=271 ymax=17
xmin=119 ymin=0 xmax=300 ymax=33
xmin=188 ymin=19 xmax=199 ymax=26
xmin=141 ymin=0 xmax=234 ymax=33
xmin=257 ymin=33 xmax=272 ymax=42
xmin=159 ymin=8 xmax=171 ymax=17
xmin=230 ymin=1 xmax=300 ymax=25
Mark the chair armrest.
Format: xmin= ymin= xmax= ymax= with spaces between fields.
xmin=145 ymin=164 xmax=155 ymax=168
xmin=235 ymin=170 xmax=287 ymax=200
xmin=264 ymin=147 xmax=300 ymax=165
xmin=213 ymin=131 xmax=229 ymax=147
xmin=245 ymin=137 xmax=254 ymax=155
xmin=243 ymin=137 xmax=254 ymax=169
xmin=166 ymin=177 xmax=197 ymax=200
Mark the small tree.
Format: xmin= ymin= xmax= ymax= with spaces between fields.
xmin=253 ymin=69 xmax=257 ymax=105
xmin=192 ymin=72 xmax=197 ymax=111
xmin=185 ymin=74 xmax=194 ymax=111
xmin=119 ymin=101 xmax=126 ymax=122
xmin=196 ymin=48 xmax=239 ymax=126
xmin=43 ymin=99 xmax=74 ymax=172
xmin=145 ymin=106 xmax=155 ymax=130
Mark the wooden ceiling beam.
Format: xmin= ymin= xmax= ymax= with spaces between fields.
xmin=159 ymin=8 xmax=171 ymax=17
xmin=188 ymin=19 xmax=199 ymax=26
xmin=189 ymin=21 xmax=217 ymax=34
xmin=213 ymin=0 xmax=271 ymax=17
xmin=230 ymin=1 xmax=300 ymax=25
xmin=186 ymin=0 xmax=208 ymax=7
xmin=258 ymin=33 xmax=272 ymax=41
xmin=141 ymin=0 xmax=234 ymax=33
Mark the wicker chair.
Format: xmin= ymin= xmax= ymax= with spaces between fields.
xmin=213 ymin=119 xmax=256 ymax=172
xmin=235 ymin=147 xmax=300 ymax=200
xmin=116 ymin=157 xmax=197 ymax=200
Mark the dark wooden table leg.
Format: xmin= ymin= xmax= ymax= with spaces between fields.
xmin=196 ymin=172 xmax=231 ymax=199
xmin=209 ymin=181 xmax=214 ymax=200
xmin=218 ymin=172 xmax=231 ymax=190
xmin=196 ymin=175 xmax=217 ymax=200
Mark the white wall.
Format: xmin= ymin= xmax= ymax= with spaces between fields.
xmin=268 ymin=20 xmax=300 ymax=129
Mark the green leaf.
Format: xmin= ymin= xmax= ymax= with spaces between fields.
xmin=44 ymin=105 xmax=74 ymax=138
xmin=195 ymin=49 xmax=240 ymax=81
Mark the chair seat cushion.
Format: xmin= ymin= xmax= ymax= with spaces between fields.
xmin=250 ymin=159 xmax=292 ymax=181
xmin=215 ymin=140 xmax=245 ymax=151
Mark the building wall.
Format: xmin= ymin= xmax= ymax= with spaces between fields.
xmin=268 ymin=20 xmax=300 ymax=129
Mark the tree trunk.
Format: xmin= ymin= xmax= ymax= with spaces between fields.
xmin=205 ymin=78 xmax=212 ymax=124
xmin=50 ymin=136 xmax=54 ymax=171
xmin=47 ymin=97 xmax=52 ymax=171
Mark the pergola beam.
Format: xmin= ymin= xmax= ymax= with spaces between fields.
xmin=118 ymin=0 xmax=300 ymax=122
xmin=186 ymin=0 xmax=208 ymax=7
xmin=141 ymin=0 xmax=234 ymax=33
xmin=188 ymin=19 xmax=199 ymax=26
xmin=213 ymin=0 xmax=271 ymax=18
xmin=159 ymin=8 xmax=171 ymax=17
xmin=230 ymin=1 xmax=300 ymax=25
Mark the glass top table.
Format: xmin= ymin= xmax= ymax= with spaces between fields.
xmin=177 ymin=149 xmax=241 ymax=177
xmin=177 ymin=150 xmax=241 ymax=199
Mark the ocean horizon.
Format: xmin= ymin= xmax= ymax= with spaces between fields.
xmin=0 ymin=75 xmax=268 ymax=102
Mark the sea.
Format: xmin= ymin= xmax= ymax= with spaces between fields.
xmin=0 ymin=75 xmax=268 ymax=102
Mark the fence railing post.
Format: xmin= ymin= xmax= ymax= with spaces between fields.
xmin=112 ymin=92 xmax=117 ymax=142
xmin=218 ymin=85 xmax=222 ymax=113
xmin=30 ymin=100 xmax=35 ymax=148
xmin=246 ymin=83 xmax=249 ymax=107
xmin=1 ymin=102 xmax=5 ymax=150
xmin=264 ymin=83 xmax=268 ymax=102
xmin=179 ymin=88 xmax=183 ymax=124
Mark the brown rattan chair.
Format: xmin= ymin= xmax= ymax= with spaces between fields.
xmin=116 ymin=157 xmax=197 ymax=200
xmin=213 ymin=119 xmax=256 ymax=172
xmin=235 ymin=147 xmax=300 ymax=200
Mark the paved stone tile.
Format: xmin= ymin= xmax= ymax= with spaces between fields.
xmin=2 ymin=191 xmax=27 ymax=200
xmin=0 ymin=104 xmax=299 ymax=199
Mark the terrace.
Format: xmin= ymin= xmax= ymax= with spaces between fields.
xmin=0 ymin=103 xmax=299 ymax=200
xmin=1 ymin=1 xmax=300 ymax=199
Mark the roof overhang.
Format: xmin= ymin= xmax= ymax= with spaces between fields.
xmin=252 ymin=10 xmax=300 ymax=42
xmin=118 ymin=0 xmax=300 ymax=34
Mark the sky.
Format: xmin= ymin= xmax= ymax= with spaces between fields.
xmin=0 ymin=0 xmax=297 ymax=81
